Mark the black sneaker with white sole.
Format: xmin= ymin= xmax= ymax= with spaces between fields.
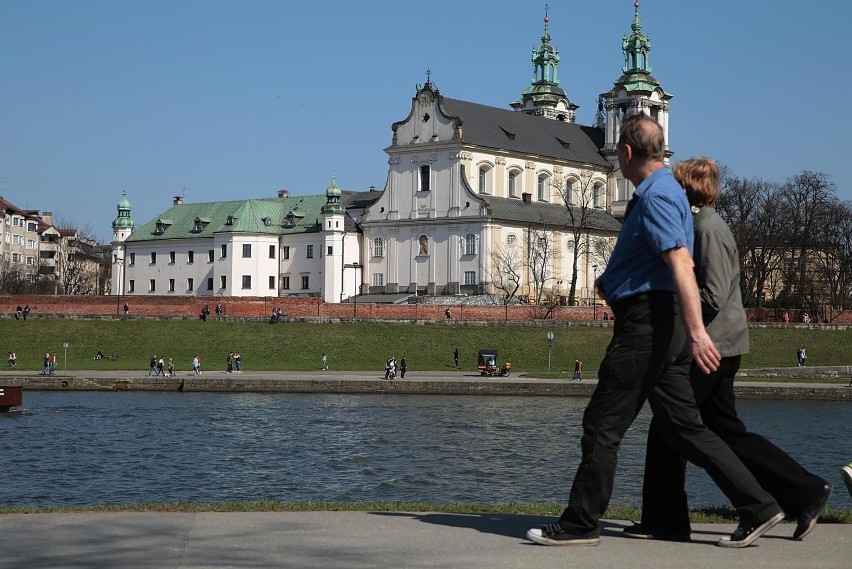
xmin=526 ymin=522 xmax=601 ymax=546
xmin=716 ymin=511 xmax=784 ymax=548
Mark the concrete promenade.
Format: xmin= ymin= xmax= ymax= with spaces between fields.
xmin=2 ymin=366 xmax=851 ymax=399
xmin=0 ymin=511 xmax=849 ymax=568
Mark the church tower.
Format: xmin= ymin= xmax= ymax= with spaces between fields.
xmin=510 ymin=11 xmax=578 ymax=122
xmin=111 ymin=191 xmax=134 ymax=297
xmin=600 ymin=1 xmax=673 ymax=216
xmin=321 ymin=175 xmax=347 ymax=303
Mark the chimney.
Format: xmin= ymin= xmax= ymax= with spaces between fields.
xmin=522 ymin=193 xmax=532 ymax=204
xmin=277 ymin=189 xmax=290 ymax=198
xmin=369 ymin=185 xmax=377 ymax=192
xmin=173 ymin=196 xmax=184 ymax=205
xmin=42 ymin=211 xmax=53 ymax=225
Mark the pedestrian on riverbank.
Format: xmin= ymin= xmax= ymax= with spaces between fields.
xmin=453 ymin=347 xmax=459 ymax=368
xmin=11 ymin=352 xmax=16 ymax=367
xmin=572 ymin=359 xmax=582 ymax=381
xmin=7 ymin=352 xmax=13 ymax=367
xmin=797 ymin=346 xmax=807 ymax=367
xmin=526 ymin=115 xmax=782 ymax=549
xmin=235 ymin=352 xmax=242 ymax=372
xmin=192 ymin=355 xmax=200 ymax=375
xmin=157 ymin=357 xmax=165 ymax=376
xmin=227 ymin=352 xmax=234 ymax=373
xmin=41 ymin=352 xmax=50 ymax=375
xmin=321 ymin=353 xmax=328 ymax=370
xmin=400 ymin=356 xmax=407 ymax=378
xmin=215 ymin=303 xmax=223 ymax=318
xmin=123 ymin=303 xmax=129 ymax=316
xmin=629 ymin=157 xmax=830 ymax=545
xmin=167 ymin=358 xmax=174 ymax=377
xmin=15 ymin=305 xmax=22 ymax=319
xmin=445 ymin=307 xmax=452 ymax=319
xmin=201 ymin=305 xmax=210 ymax=322
xmin=23 ymin=304 xmax=30 ymax=320
xmin=51 ymin=352 xmax=57 ymax=373
xmin=147 ymin=355 xmax=157 ymax=377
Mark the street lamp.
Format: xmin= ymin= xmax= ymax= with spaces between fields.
xmin=114 ymin=257 xmax=125 ymax=316
xmin=592 ymin=264 xmax=599 ymax=321
xmin=344 ymin=262 xmax=362 ymax=316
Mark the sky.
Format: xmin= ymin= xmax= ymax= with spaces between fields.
xmin=3 ymin=0 xmax=850 ymax=242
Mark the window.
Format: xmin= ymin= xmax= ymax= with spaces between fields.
xmin=306 ymin=245 xmax=313 ymax=259
xmin=242 ymin=244 xmax=251 ymax=258
xmin=593 ymin=182 xmax=605 ymax=208
xmin=565 ymin=179 xmax=576 ymax=205
xmin=269 ymin=276 xmax=275 ymax=289
xmin=129 ymin=280 xmax=135 ymax=292
xmin=508 ymin=170 xmax=520 ymax=198
xmin=537 ymin=174 xmax=549 ymax=201
xmin=507 ymin=234 xmax=517 ymax=247
xmin=207 ymin=278 xmax=214 ymax=291
xmin=11 ymin=253 xmax=20 ymax=262
xmin=12 ymin=217 xmax=22 ymax=227
xmin=26 ymin=239 xmax=36 ymax=249
xmin=478 ymin=165 xmax=492 ymax=193
xmin=220 ymin=276 xmax=226 ymax=289
xmin=208 ymin=250 xmax=215 ymax=263
xmin=420 ymin=164 xmax=430 ymax=191
xmin=464 ymin=234 xmax=476 ymax=255
xmin=188 ymin=250 xmax=194 ymax=263
xmin=221 ymin=244 xmax=227 ymax=258
xmin=12 ymin=235 xmax=21 ymax=245
xmin=242 ymin=275 xmax=251 ymax=289
xmin=282 ymin=246 xmax=290 ymax=260
xmin=149 ymin=279 xmax=156 ymax=292
xmin=269 ymin=245 xmax=276 ymax=259
xmin=129 ymin=253 xmax=136 ymax=265
xmin=168 ymin=279 xmax=175 ymax=292
xmin=26 ymin=256 xmax=36 ymax=266
xmin=327 ymin=246 xmax=333 ymax=256
xmin=150 ymin=252 xmax=157 ymax=264
xmin=187 ymin=278 xmax=194 ymax=291
xmin=464 ymin=271 xmax=476 ymax=285
xmin=27 ymin=222 xmax=37 ymax=232
xmin=372 ymin=273 xmax=384 ymax=287
xmin=282 ymin=276 xmax=290 ymax=290
xmin=169 ymin=251 xmax=175 ymax=264
xmin=301 ymin=275 xmax=309 ymax=290
xmin=372 ymin=238 xmax=384 ymax=257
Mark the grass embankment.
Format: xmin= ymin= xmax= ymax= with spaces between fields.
xmin=1 ymin=320 xmax=850 ymax=376
xmin=0 ymin=501 xmax=849 ymax=523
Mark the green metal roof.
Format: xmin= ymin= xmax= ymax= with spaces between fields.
xmin=126 ymin=195 xmax=329 ymax=242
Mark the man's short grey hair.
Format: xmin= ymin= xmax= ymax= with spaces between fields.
xmin=617 ymin=113 xmax=665 ymax=160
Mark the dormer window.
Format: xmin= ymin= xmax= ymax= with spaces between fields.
xmin=153 ymin=219 xmax=172 ymax=235
xmin=226 ymin=216 xmax=234 ymax=225
xmin=284 ymin=210 xmax=304 ymax=229
xmin=192 ymin=216 xmax=212 ymax=233
xmin=262 ymin=217 xmax=272 ymax=226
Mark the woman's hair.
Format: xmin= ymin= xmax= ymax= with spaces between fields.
xmin=671 ymin=157 xmax=720 ymax=207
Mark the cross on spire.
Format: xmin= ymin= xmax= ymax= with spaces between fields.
xmin=426 ymin=68 xmax=432 ymax=84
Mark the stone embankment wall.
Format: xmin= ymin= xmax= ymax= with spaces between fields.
xmin=2 ymin=295 xmax=850 ymax=324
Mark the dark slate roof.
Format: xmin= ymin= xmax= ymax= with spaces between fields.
xmin=439 ymin=98 xmax=610 ymax=168
xmin=484 ymin=195 xmax=622 ymax=232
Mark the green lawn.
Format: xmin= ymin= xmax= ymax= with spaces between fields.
xmin=2 ymin=319 xmax=850 ymax=374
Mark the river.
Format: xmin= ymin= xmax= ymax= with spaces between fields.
xmin=1 ymin=392 xmax=849 ymax=510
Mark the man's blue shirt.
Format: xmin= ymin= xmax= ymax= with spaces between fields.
xmin=599 ymin=167 xmax=693 ymax=304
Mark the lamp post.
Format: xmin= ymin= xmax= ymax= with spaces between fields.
xmin=344 ymin=262 xmax=362 ymax=316
xmin=114 ymin=257 xmax=124 ymax=316
xmin=592 ymin=264 xmax=598 ymax=321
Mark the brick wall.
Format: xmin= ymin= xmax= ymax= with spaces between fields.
xmin=2 ymin=295 xmax=850 ymax=323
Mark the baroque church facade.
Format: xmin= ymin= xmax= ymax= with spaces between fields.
xmin=111 ymin=3 xmax=672 ymax=304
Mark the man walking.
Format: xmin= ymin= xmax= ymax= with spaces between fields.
xmin=453 ymin=348 xmax=459 ymax=368
xmin=627 ymin=157 xmax=830 ymax=543
xmin=526 ymin=114 xmax=782 ymax=549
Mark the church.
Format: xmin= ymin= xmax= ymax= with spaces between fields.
xmin=111 ymin=3 xmax=673 ymax=304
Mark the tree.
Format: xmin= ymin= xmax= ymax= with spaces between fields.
xmin=557 ymin=171 xmax=607 ymax=305
xmin=488 ymin=241 xmax=524 ymax=305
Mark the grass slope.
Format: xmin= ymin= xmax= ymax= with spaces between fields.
xmin=1 ymin=319 xmax=850 ymax=374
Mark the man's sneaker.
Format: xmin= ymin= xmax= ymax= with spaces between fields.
xmin=842 ymin=464 xmax=852 ymax=498
xmin=622 ymin=522 xmax=690 ymax=542
xmin=717 ymin=511 xmax=784 ymax=548
xmin=526 ymin=522 xmax=600 ymax=546
xmin=793 ymin=482 xmax=832 ymax=541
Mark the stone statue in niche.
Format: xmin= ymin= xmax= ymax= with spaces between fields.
xmin=419 ymin=235 xmax=428 ymax=256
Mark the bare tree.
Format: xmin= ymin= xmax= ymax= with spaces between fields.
xmin=527 ymin=227 xmax=555 ymax=307
xmin=488 ymin=241 xmax=524 ymax=304
xmin=557 ymin=171 xmax=607 ymax=305
xmin=0 ymin=259 xmax=32 ymax=294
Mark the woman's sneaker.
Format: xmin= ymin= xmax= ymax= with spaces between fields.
xmin=526 ymin=522 xmax=600 ymax=546
xmin=717 ymin=511 xmax=784 ymax=548
xmin=842 ymin=463 xmax=852 ymax=498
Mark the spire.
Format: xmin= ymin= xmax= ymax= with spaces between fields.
xmin=322 ymin=174 xmax=345 ymax=215
xmin=112 ymin=191 xmax=134 ymax=230
xmin=510 ymin=9 xmax=578 ymax=122
xmin=623 ymin=2 xmax=652 ymax=74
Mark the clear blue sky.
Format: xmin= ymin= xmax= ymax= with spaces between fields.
xmin=2 ymin=0 xmax=849 ymax=241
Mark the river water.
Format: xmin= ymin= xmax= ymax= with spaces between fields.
xmin=1 ymin=392 xmax=849 ymax=510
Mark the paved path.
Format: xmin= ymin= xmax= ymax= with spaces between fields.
xmin=0 ymin=511 xmax=848 ymax=568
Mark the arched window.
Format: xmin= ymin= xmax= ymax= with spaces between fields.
xmin=593 ymin=181 xmax=605 ymax=208
xmin=507 ymin=234 xmax=517 ymax=247
xmin=508 ymin=170 xmax=520 ymax=198
xmin=464 ymin=234 xmax=477 ymax=255
xmin=564 ymin=178 xmax=576 ymax=205
xmin=418 ymin=235 xmax=429 ymax=256
xmin=537 ymin=174 xmax=549 ymax=202
xmin=478 ymin=165 xmax=492 ymax=194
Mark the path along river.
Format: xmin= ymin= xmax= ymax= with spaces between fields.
xmin=1 ymin=392 xmax=849 ymax=509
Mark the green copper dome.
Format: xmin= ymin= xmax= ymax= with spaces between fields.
xmin=322 ymin=175 xmax=346 ymax=215
xmin=112 ymin=191 xmax=135 ymax=229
